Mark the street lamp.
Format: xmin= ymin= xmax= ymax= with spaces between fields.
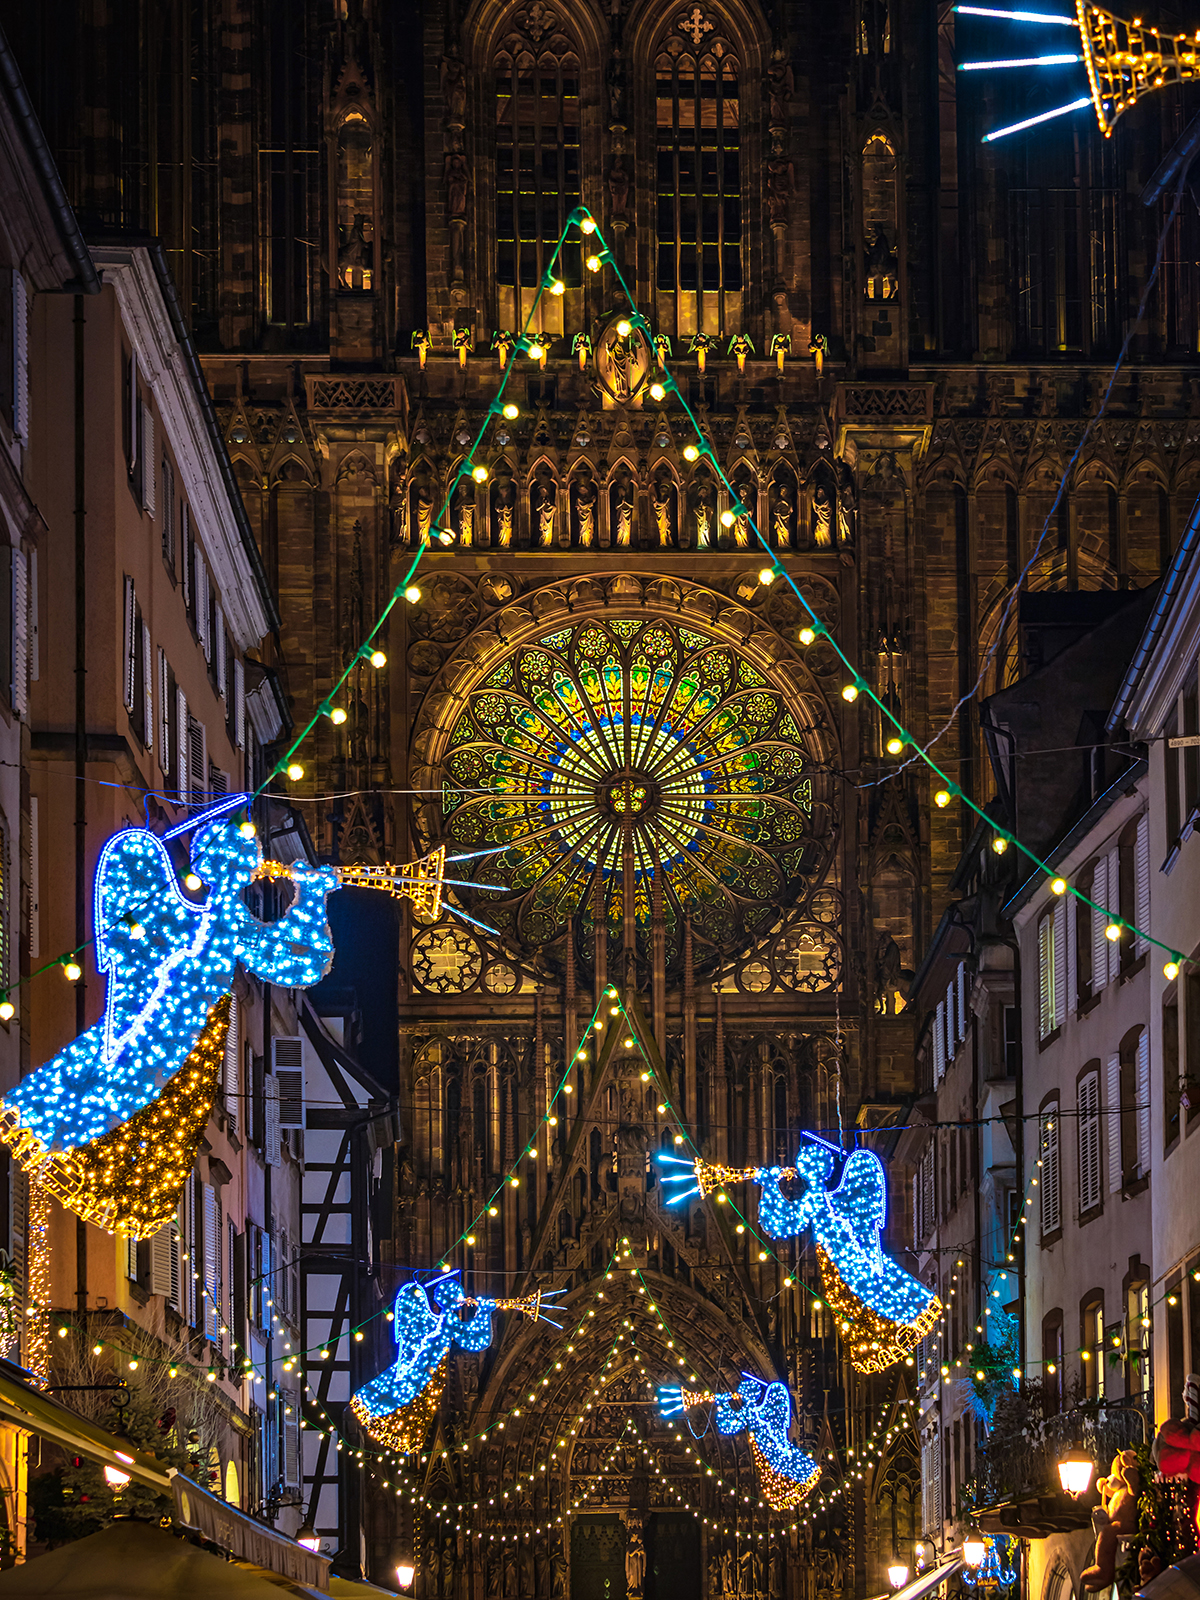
xmin=396 ymin=1561 xmax=417 ymax=1592
xmin=888 ymin=1564 xmax=911 ymax=1590
xmin=296 ymin=1522 xmax=321 ymax=1553
xmin=1057 ymin=1447 xmax=1095 ymax=1499
xmin=963 ymin=1531 xmax=986 ymax=1569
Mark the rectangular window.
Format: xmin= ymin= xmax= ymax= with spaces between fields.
xmin=1002 ymin=1005 xmax=1019 ymax=1076
xmin=1127 ymin=1279 xmax=1151 ymax=1396
xmin=933 ymin=1001 xmax=946 ymax=1084
xmin=1078 ymin=1069 xmax=1101 ymax=1214
xmin=1042 ymin=1310 xmax=1063 ymax=1413
xmin=1038 ymin=902 xmax=1066 ymax=1037
xmin=1169 ymin=1270 xmax=1185 ymax=1411
xmin=1081 ymin=1298 xmax=1105 ymax=1399
xmin=1039 ymin=1103 xmax=1061 ymax=1237
xmin=1008 ymin=186 xmax=1121 ymax=357
xmin=1074 ymin=866 xmax=1094 ymax=1003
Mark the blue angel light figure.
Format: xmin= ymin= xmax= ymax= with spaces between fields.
xmin=659 ymin=1134 xmax=941 ymax=1374
xmin=350 ymin=1271 xmax=564 ymax=1452
xmin=0 ymin=805 xmax=338 ymax=1154
xmin=659 ymin=1375 xmax=819 ymax=1510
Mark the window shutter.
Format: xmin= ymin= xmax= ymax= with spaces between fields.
xmin=224 ymin=995 xmax=240 ymax=1133
xmin=28 ymin=548 xmax=36 ymax=685
xmin=202 ymin=1182 xmax=219 ymax=1341
xmin=1092 ymin=855 xmax=1109 ymax=994
xmin=181 ymin=505 xmax=191 ymax=610
xmin=158 ymin=650 xmax=171 ymax=770
xmin=176 ymin=688 xmax=189 ymax=802
xmin=169 ymin=1221 xmax=181 ymax=1311
xmin=934 ymin=1002 xmax=946 ymax=1084
xmin=1136 ymin=1028 xmax=1151 ymax=1178
xmin=956 ymin=963 xmax=968 ymax=1041
xmin=913 ymin=1168 xmax=921 ymax=1250
xmin=123 ymin=576 xmax=136 ymax=712
xmin=149 ymin=1223 xmax=174 ymax=1297
xmin=162 ymin=460 xmax=175 ymax=565
xmin=142 ymin=622 xmax=153 ymax=751
xmin=198 ymin=561 xmax=211 ymax=661
xmin=10 ymin=547 xmax=27 ymax=719
xmin=188 ymin=714 xmax=206 ymax=807
xmin=11 ymin=273 xmax=27 ymax=443
xmin=1078 ymin=1072 xmax=1101 ymax=1214
xmin=945 ymin=980 xmax=956 ymax=1064
xmin=1134 ymin=814 xmax=1150 ymax=956
xmin=128 ymin=351 xmax=138 ymax=475
xmin=1066 ymin=895 xmax=1077 ymax=1016
xmin=233 ymin=657 xmax=245 ymax=750
xmin=1106 ymin=847 xmax=1121 ymax=984
xmin=140 ymin=404 xmax=155 ymax=513
xmin=1038 ymin=918 xmax=1052 ymax=1038
xmin=215 ymin=606 xmax=227 ymax=698
xmin=28 ymin=793 xmax=37 ymax=961
xmin=1107 ymin=1053 xmax=1122 ymax=1193
xmin=283 ymin=1398 xmax=300 ymax=1487
xmin=263 ymin=1076 xmax=281 ymax=1166
xmin=274 ymin=1036 xmax=304 ymax=1127
xmin=1053 ymin=896 xmax=1067 ymax=1029
xmin=1040 ymin=1106 xmax=1061 ymax=1236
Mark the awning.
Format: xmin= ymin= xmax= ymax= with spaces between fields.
xmin=0 ymin=1519 xmax=326 ymax=1598
xmin=329 ymin=1582 xmax=400 ymax=1599
xmin=0 ymin=1362 xmax=170 ymax=1494
xmin=890 ymin=1559 xmax=965 ymax=1600
xmin=1138 ymin=1555 xmax=1200 ymax=1600
xmin=172 ymin=1471 xmax=331 ymax=1592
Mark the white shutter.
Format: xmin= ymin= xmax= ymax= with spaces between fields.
xmin=956 ymin=963 xmax=968 ymax=1041
xmin=923 ymin=1146 xmax=935 ymax=1241
xmin=1134 ymin=814 xmax=1150 ymax=956
xmin=233 ymin=657 xmax=245 ymax=750
xmin=198 ymin=561 xmax=211 ymax=662
xmin=1106 ymin=847 xmax=1121 ymax=984
xmin=1092 ymin=855 xmax=1109 ymax=994
xmin=1040 ymin=1106 xmax=1061 ymax=1236
xmin=913 ymin=1169 xmax=921 ymax=1250
xmin=188 ymin=714 xmax=206 ymax=806
xmin=1136 ymin=1029 xmax=1151 ymax=1178
xmin=1078 ymin=1071 xmax=1101 ymax=1214
xmin=215 ymin=605 xmax=227 ymax=698
xmin=123 ymin=576 xmax=136 ymax=712
xmin=181 ymin=505 xmax=191 ymax=610
xmin=283 ymin=1399 xmax=300 ymax=1487
xmin=10 ymin=547 xmax=27 ymax=719
xmin=263 ymin=1076 xmax=281 ymax=1166
xmin=176 ymin=687 xmax=189 ymax=801
xmin=181 ymin=1182 xmax=197 ymax=1327
xmin=128 ymin=350 xmax=138 ymax=474
xmin=169 ymin=1222 xmax=181 ymax=1311
xmin=1038 ymin=918 xmax=1052 ymax=1037
xmin=1066 ymin=895 xmax=1078 ymax=1016
xmin=945 ymin=980 xmax=956 ymax=1063
xmin=934 ymin=1002 xmax=946 ymax=1084
xmin=1053 ymin=896 xmax=1067 ymax=1029
xmin=142 ymin=622 xmax=153 ymax=751
xmin=11 ymin=273 xmax=27 ymax=443
xmin=28 ymin=547 xmax=36 ymax=683
xmin=224 ymin=995 xmax=239 ymax=1134
xmin=158 ymin=649 xmax=170 ymax=768
xmin=140 ymin=405 xmax=155 ymax=513
xmin=273 ymin=1037 xmax=304 ymax=1127
xmin=1107 ymin=1053 xmax=1123 ymax=1193
xmin=149 ymin=1223 xmax=174 ymax=1297
xmin=28 ymin=793 xmax=37 ymax=961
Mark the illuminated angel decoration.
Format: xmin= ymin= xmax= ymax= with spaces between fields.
xmin=350 ymin=1270 xmax=564 ymax=1452
xmin=0 ymin=800 xmax=338 ymax=1157
xmin=661 ymin=1134 xmax=940 ymax=1373
xmin=659 ymin=1374 xmax=819 ymax=1510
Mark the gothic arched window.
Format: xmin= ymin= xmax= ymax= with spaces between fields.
xmin=335 ymin=107 xmax=376 ymax=292
xmin=495 ymin=26 xmax=582 ymax=336
xmin=655 ymin=30 xmax=742 ymax=339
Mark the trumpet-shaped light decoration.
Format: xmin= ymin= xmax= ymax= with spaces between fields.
xmin=658 ymin=1375 xmax=819 ymax=1510
xmin=350 ymin=1272 xmax=564 ymax=1452
xmin=660 ymin=1136 xmax=941 ymax=1373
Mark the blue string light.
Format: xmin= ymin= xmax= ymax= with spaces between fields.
xmin=0 ymin=806 xmax=338 ymax=1152
xmin=658 ymin=1375 xmax=820 ymax=1510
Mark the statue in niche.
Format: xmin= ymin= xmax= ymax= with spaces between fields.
xmin=453 ymin=479 xmax=475 ymax=547
xmin=692 ymin=478 xmax=716 ymax=549
xmin=864 ymin=226 xmax=898 ymax=299
xmin=531 ymin=469 xmax=557 ymax=547
xmin=606 ymin=47 xmax=627 ymax=123
xmin=651 ymin=475 xmax=675 ymax=547
xmin=766 ymin=49 xmax=793 ymax=126
xmin=491 ymin=475 xmax=515 ymax=549
xmin=610 ymin=471 xmax=635 ymax=548
xmin=770 ymin=478 xmax=794 ymax=548
xmin=338 ymin=214 xmax=372 ymax=290
xmin=445 ymin=151 xmax=469 ymax=219
xmin=571 ymin=470 xmax=598 ymax=548
xmin=721 ymin=1548 xmax=734 ymax=1597
xmin=441 ymin=50 xmax=467 ymax=122
xmin=812 ymin=481 xmax=833 ymax=548
xmin=608 ymin=155 xmax=630 ymax=219
xmin=766 ymin=156 xmax=794 ymax=226
xmin=412 ymin=480 xmax=434 ymax=547
xmin=625 ymin=1524 xmax=646 ymax=1597
xmin=728 ymin=484 xmax=753 ymax=549
xmin=837 ymin=461 xmax=857 ymax=543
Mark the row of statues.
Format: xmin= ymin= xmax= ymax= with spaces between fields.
xmin=400 ymin=468 xmax=856 ymax=552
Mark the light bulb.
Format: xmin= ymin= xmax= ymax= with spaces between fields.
xmin=579 ymin=216 xmax=596 ymax=234
xmin=1049 ymin=877 xmax=1067 ymax=895
xmin=842 ymin=683 xmax=859 ymax=703
xmin=934 ymin=789 xmax=951 ymax=808
xmin=63 ymin=960 xmax=82 ymax=982
xmin=758 ymin=567 xmax=777 ymax=586
xmin=586 ymin=254 xmax=602 ymax=272
xmin=239 ymin=820 xmax=256 ymax=837
xmin=404 ymin=585 xmax=421 ymax=603
xmin=886 ymin=736 xmax=904 ymax=755
xmin=286 ymin=762 xmax=304 ymax=781
xmin=502 ymin=402 xmax=519 ymax=419
xmin=527 ymin=342 xmax=545 ymax=361
xmin=992 ymin=834 xmax=1008 ymax=853
xmin=720 ymin=509 xmax=736 ymax=528
xmin=683 ymin=443 xmax=699 ymax=461
xmin=649 ymin=381 xmax=665 ymax=400
xmin=549 ymin=279 xmax=565 ymax=296
xmin=472 ymin=463 xmax=489 ymax=482
xmin=0 ymin=1001 xmax=13 ymax=1022
xmin=798 ymin=626 xmax=816 ymax=646
xmin=616 ymin=318 xmax=632 ymax=337
xmin=370 ymin=649 xmax=387 ymax=668
xmin=329 ymin=706 xmax=347 ymax=725
xmin=1165 ymin=960 xmax=1181 ymax=979
xmin=1105 ymin=922 xmax=1122 ymax=941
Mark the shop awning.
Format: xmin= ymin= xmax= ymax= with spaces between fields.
xmin=329 ymin=1582 xmax=400 ymax=1599
xmin=0 ymin=1519 xmax=326 ymax=1598
xmin=0 ymin=1362 xmax=170 ymax=1494
xmin=172 ymin=1472 xmax=331 ymax=1592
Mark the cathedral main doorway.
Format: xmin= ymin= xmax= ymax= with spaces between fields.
xmin=645 ymin=1513 xmax=701 ymax=1600
xmin=571 ymin=1515 xmax=628 ymax=1600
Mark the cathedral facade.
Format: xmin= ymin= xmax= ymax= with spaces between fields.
xmin=7 ymin=0 xmax=1199 ymax=1593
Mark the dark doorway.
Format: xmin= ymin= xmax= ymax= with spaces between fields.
xmin=646 ymin=1512 xmax=701 ymax=1600
xmin=571 ymin=1515 xmax=627 ymax=1600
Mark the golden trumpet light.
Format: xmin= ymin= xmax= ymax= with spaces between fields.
xmin=286 ymin=762 xmax=305 ymax=781
xmin=370 ymin=649 xmax=387 ymax=668
xmin=239 ymin=820 xmax=256 ymax=838
xmin=886 ymin=736 xmax=904 ymax=754
xmin=1078 ymin=6 xmax=1200 ymax=138
xmin=184 ymin=872 xmax=203 ymax=891
xmin=527 ymin=341 xmax=546 ymax=361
